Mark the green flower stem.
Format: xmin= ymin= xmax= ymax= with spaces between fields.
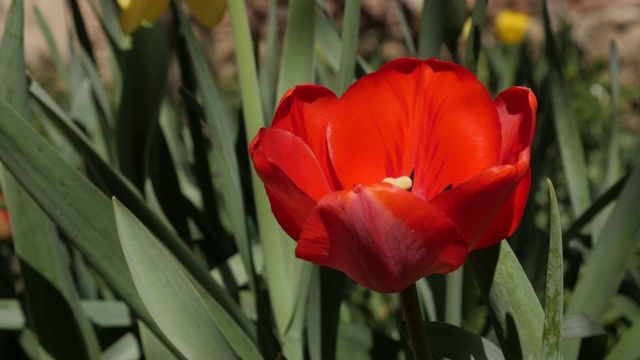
xmin=400 ymin=283 xmax=433 ymax=360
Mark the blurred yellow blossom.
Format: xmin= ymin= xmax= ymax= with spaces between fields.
xmin=494 ymin=9 xmax=531 ymax=45
xmin=117 ymin=0 xmax=227 ymax=34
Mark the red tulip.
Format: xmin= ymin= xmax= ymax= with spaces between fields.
xmin=0 ymin=193 xmax=10 ymax=242
xmin=250 ymin=58 xmax=536 ymax=293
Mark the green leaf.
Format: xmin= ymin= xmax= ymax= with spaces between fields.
xmin=464 ymin=0 xmax=487 ymax=71
xmin=395 ymin=3 xmax=416 ymax=57
xmin=541 ymin=0 xmax=591 ymax=215
xmin=4 ymin=180 xmax=101 ymax=360
xmin=426 ymin=321 xmax=505 ymax=360
xmin=114 ymin=199 xmax=238 ymax=360
xmin=276 ymin=0 xmax=315 ymax=100
xmin=257 ymin=0 xmax=279 ymax=120
xmin=563 ymin=163 xmax=640 ymax=360
xmin=417 ymin=0 xmax=443 ymax=59
xmin=593 ymin=41 xmax=623 ymax=243
xmin=444 ymin=267 xmax=464 ymax=326
xmin=336 ymin=323 xmax=401 ymax=359
xmin=561 ymin=314 xmax=605 ymax=340
xmin=0 ymin=1 xmax=99 ymax=358
xmin=469 ymin=241 xmax=544 ymax=360
xmin=82 ymin=300 xmax=132 ymax=328
xmin=562 ymin=174 xmax=627 ymax=240
xmin=0 ymin=91 xmax=181 ymax=357
xmin=541 ymin=180 xmax=563 ymax=359
xmin=86 ymin=0 xmax=131 ymax=52
xmin=335 ymin=0 xmax=361 ymax=96
xmin=116 ymin=21 xmax=169 ymax=188
xmin=605 ymin=316 xmax=640 ymax=360
xmin=233 ymin=0 xmax=317 ymax=347
xmin=33 ymin=5 xmax=68 ymax=85
xmin=101 ymin=333 xmax=140 ymax=360
xmin=139 ymin=321 xmax=179 ymax=360
xmin=172 ymin=0 xmax=256 ymax=302
xmin=306 ymin=267 xmax=347 ymax=360
xmin=0 ymin=299 xmax=25 ymax=330
xmin=565 ymin=162 xmax=640 ymax=321
xmin=28 ymin=78 xmax=251 ymax=336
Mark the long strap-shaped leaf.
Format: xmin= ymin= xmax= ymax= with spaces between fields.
xmin=0 ymin=93 xmax=186 ymax=357
xmin=541 ymin=180 xmax=563 ymax=359
xmin=114 ymin=199 xmax=262 ymax=360
xmin=171 ymin=0 xmax=258 ymax=308
xmin=0 ymin=1 xmax=100 ymax=358
xmin=469 ymin=241 xmax=544 ymax=359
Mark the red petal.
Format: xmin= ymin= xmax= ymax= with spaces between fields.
xmin=430 ymin=156 xmax=530 ymax=249
xmin=265 ymin=188 xmax=303 ymax=240
xmin=272 ymin=85 xmax=340 ymax=189
xmin=474 ymin=167 xmax=531 ymax=249
xmin=250 ymin=128 xmax=332 ymax=236
xmin=328 ymin=58 xmax=502 ymax=201
xmin=296 ymin=183 xmax=468 ymax=293
xmin=495 ymin=86 xmax=537 ymax=164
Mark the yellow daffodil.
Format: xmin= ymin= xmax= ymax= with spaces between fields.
xmin=117 ymin=0 xmax=227 ymax=34
xmin=494 ymin=9 xmax=531 ymax=45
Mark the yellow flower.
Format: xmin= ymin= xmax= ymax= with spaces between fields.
xmin=494 ymin=9 xmax=531 ymax=45
xmin=117 ymin=0 xmax=227 ymax=34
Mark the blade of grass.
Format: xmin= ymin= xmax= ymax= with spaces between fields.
xmin=541 ymin=180 xmax=563 ymax=359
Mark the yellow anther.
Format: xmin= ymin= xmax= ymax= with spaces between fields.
xmin=382 ymin=176 xmax=413 ymax=190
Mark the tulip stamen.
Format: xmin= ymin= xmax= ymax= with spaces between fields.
xmin=382 ymin=176 xmax=413 ymax=191
xmin=443 ymin=184 xmax=453 ymax=192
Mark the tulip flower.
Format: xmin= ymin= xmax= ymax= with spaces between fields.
xmin=250 ymin=58 xmax=536 ymax=293
xmin=117 ymin=0 xmax=226 ymax=34
xmin=0 ymin=193 xmax=10 ymax=242
xmin=494 ymin=9 xmax=531 ymax=45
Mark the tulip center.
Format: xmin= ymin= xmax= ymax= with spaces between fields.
xmin=382 ymin=176 xmax=413 ymax=191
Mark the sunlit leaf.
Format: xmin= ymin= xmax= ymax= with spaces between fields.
xmin=541 ymin=180 xmax=563 ymax=359
xmin=114 ymin=198 xmax=238 ymax=359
